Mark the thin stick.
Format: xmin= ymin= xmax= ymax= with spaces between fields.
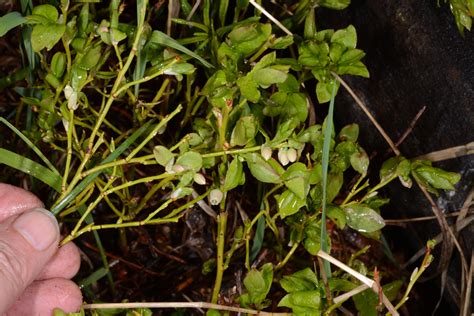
xmin=461 ymin=251 xmax=473 ymax=316
xmin=333 ymin=284 xmax=369 ymax=304
xmin=384 ymin=209 xmax=474 ymax=224
xmin=248 ymin=0 xmax=293 ymax=36
xmin=317 ymin=250 xmax=373 ymax=287
xmin=333 ymin=73 xmax=400 ymax=155
xmin=317 ymin=251 xmax=399 ymax=316
xmin=414 ymin=142 xmax=474 ymax=162
xmin=394 ymin=106 xmax=426 ymax=148
xmin=83 ymin=302 xmax=291 ymax=315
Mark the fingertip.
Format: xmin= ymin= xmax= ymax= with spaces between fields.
xmin=6 ymin=278 xmax=83 ymax=316
xmin=38 ymin=242 xmax=81 ymax=280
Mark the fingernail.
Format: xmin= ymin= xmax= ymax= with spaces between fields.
xmin=13 ymin=208 xmax=59 ymax=251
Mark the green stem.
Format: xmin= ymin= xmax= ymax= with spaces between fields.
xmin=62 ymin=108 xmax=75 ymax=190
xmin=64 ymin=0 xmax=149 ymax=196
xmin=211 ymin=212 xmax=228 ymax=303
xmin=341 ymin=175 xmax=368 ymax=206
xmin=275 ymin=242 xmax=299 ymax=270
xmin=202 ymin=146 xmax=261 ymax=158
xmin=126 ymin=104 xmax=182 ymax=160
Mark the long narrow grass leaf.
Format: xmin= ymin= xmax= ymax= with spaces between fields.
xmin=51 ymin=120 xmax=154 ymax=215
xmin=0 ymin=12 xmax=27 ymax=37
xmin=0 ymin=117 xmax=60 ymax=175
xmin=150 ymin=30 xmax=214 ymax=68
xmin=320 ymin=81 xmax=338 ymax=278
xmin=0 ymin=148 xmax=62 ymax=192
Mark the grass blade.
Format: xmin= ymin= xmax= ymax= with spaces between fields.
xmin=150 ymin=30 xmax=214 ymax=68
xmin=51 ymin=120 xmax=153 ymax=215
xmin=320 ymin=81 xmax=338 ymax=278
xmin=0 ymin=148 xmax=62 ymax=192
xmin=0 ymin=12 xmax=27 ymax=37
xmin=0 ymin=117 xmax=60 ymax=175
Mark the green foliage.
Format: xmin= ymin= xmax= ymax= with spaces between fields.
xmin=298 ymin=25 xmax=369 ymax=103
xmin=353 ymin=280 xmax=403 ymax=316
xmin=239 ymin=263 xmax=274 ymax=309
xmin=0 ymin=12 xmax=27 ymax=36
xmin=444 ymin=0 xmax=474 ymax=33
xmin=278 ymin=268 xmax=322 ymax=315
xmin=0 ymin=1 xmax=462 ymax=315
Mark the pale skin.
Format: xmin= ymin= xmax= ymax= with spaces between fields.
xmin=0 ymin=183 xmax=82 ymax=315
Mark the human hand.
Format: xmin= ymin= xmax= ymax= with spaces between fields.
xmin=0 ymin=183 xmax=82 ymax=315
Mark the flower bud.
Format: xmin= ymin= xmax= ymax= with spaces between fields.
xmin=172 ymin=164 xmax=185 ymax=173
xmin=209 ymin=188 xmax=223 ymax=205
xmin=287 ymin=148 xmax=297 ymax=163
xmin=278 ymin=148 xmax=289 ymax=166
xmin=261 ymin=145 xmax=272 ymax=161
xmin=193 ymin=173 xmax=206 ymax=185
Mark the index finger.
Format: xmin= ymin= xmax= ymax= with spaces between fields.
xmin=0 ymin=183 xmax=44 ymax=223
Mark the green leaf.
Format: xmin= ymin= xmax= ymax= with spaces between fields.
xmin=327 ymin=205 xmax=346 ymax=229
xmin=298 ymin=42 xmax=330 ymax=67
xmin=0 ymin=148 xmax=62 ymax=192
xmin=338 ymin=123 xmax=359 ymax=142
xmin=278 ymin=291 xmax=322 ymax=315
xmin=253 ymin=68 xmax=288 ymax=88
xmin=329 ymin=43 xmax=345 ymax=63
xmin=303 ymin=221 xmax=322 ymax=255
xmin=328 ymin=170 xmax=344 ymax=202
xmin=0 ymin=12 xmax=27 ymax=37
xmin=230 ymin=115 xmax=258 ymax=147
xmin=228 ymin=23 xmax=271 ymax=57
xmin=271 ymin=117 xmax=300 ymax=145
xmin=79 ymin=45 xmax=102 ymax=70
xmin=277 ymin=189 xmax=306 ymax=218
xmin=253 ymin=52 xmax=276 ymax=70
xmin=32 ymin=4 xmax=59 ymax=23
xmin=316 ymin=79 xmax=340 ymax=104
xmin=223 ymin=157 xmax=244 ymax=191
xmin=31 ymin=24 xmax=66 ymax=52
xmin=343 ymin=204 xmax=385 ymax=233
xmin=51 ymin=52 xmax=66 ymax=78
xmin=319 ymin=0 xmax=351 ymax=10
xmin=153 ymin=145 xmax=174 ymax=168
xmin=350 ymin=149 xmax=369 ymax=175
xmin=338 ymin=48 xmax=365 ymax=65
xmin=412 ymin=164 xmax=461 ymax=190
xmin=241 ymin=263 xmax=273 ymax=308
xmin=150 ymin=31 xmax=213 ymax=68
xmin=337 ymin=61 xmax=370 ymax=78
xmin=335 ymin=141 xmax=358 ymax=171
xmin=237 ymin=75 xmax=260 ymax=103
xmin=380 ymin=156 xmax=409 ymax=182
xmin=329 ymin=278 xmax=358 ymax=292
xmin=283 ymin=162 xmax=310 ymax=200
xmin=280 ymin=268 xmax=318 ymax=293
xmin=244 ymin=153 xmax=282 ymax=184
xmin=163 ymin=62 xmax=196 ymax=80
xmin=271 ymin=35 xmax=294 ymax=49
xmin=176 ymin=151 xmax=202 ymax=172
xmin=331 ymin=25 xmax=357 ymax=48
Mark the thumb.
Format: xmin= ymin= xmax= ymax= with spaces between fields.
xmin=0 ymin=208 xmax=60 ymax=313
